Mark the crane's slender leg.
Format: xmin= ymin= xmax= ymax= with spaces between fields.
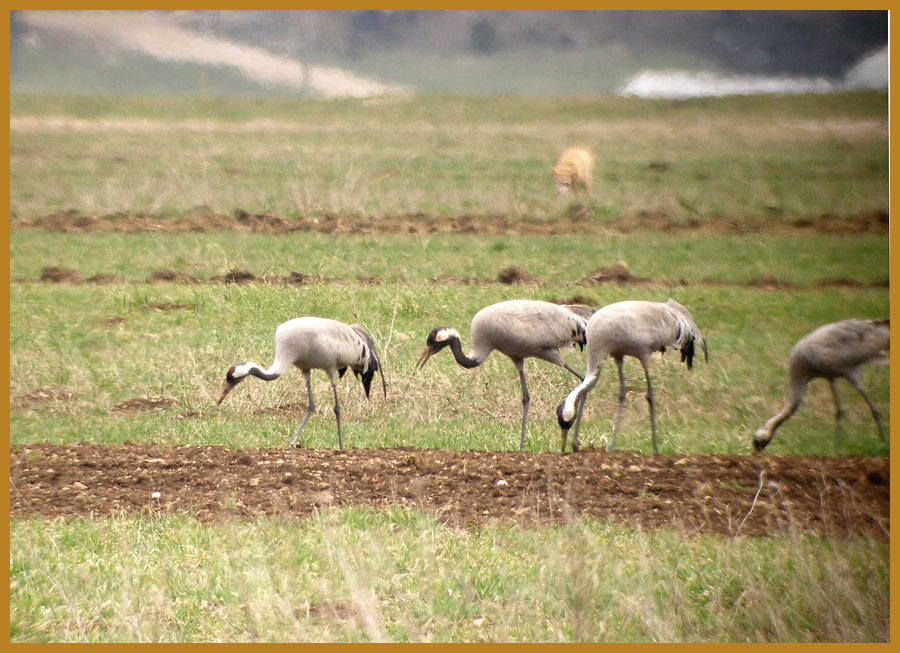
xmin=326 ymin=369 xmax=344 ymax=449
xmin=610 ymin=357 xmax=627 ymax=452
xmin=828 ymin=378 xmax=845 ymax=452
xmin=514 ymin=359 xmax=530 ymax=451
xmin=845 ymin=373 xmax=885 ymax=442
xmin=639 ymin=356 xmax=659 ymax=454
xmin=289 ymin=370 xmax=315 ymax=447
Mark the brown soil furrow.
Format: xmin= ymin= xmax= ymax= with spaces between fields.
xmin=10 ymin=443 xmax=889 ymax=538
xmin=14 ymin=266 xmax=889 ymax=292
xmin=11 ymin=210 xmax=889 ymax=236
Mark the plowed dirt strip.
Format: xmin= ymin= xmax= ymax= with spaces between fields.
xmin=15 ymin=264 xmax=889 ymax=291
xmin=10 ymin=443 xmax=889 ymax=538
xmin=11 ymin=210 xmax=889 ymax=236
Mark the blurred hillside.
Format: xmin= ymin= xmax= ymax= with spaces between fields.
xmin=10 ymin=10 xmax=888 ymax=97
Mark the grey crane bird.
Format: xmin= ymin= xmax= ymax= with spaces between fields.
xmin=218 ymin=317 xmax=386 ymax=449
xmin=556 ymin=299 xmax=707 ymax=454
xmin=753 ymin=318 xmax=889 ymax=452
xmin=416 ymin=299 xmax=593 ymax=450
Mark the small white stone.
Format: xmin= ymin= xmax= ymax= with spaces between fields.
xmin=151 ymin=491 xmax=161 ymax=499
xmin=495 ymin=479 xmax=508 ymax=487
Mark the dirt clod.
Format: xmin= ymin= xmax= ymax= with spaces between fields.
xmin=497 ymin=266 xmax=536 ymax=284
xmin=214 ymin=269 xmax=257 ymax=284
xmin=40 ymin=266 xmax=85 ymax=283
xmin=148 ymin=269 xmax=201 ymax=284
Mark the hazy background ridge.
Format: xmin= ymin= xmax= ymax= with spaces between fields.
xmin=10 ymin=10 xmax=888 ymax=97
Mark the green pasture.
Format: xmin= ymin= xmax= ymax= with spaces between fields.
xmin=10 ymin=92 xmax=888 ymax=222
xmin=9 ymin=92 xmax=890 ymax=642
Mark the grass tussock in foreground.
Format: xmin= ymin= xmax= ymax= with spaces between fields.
xmin=9 ymin=509 xmax=889 ymax=643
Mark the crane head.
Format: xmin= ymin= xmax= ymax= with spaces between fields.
xmin=217 ymin=364 xmax=246 ymax=405
xmin=415 ymin=327 xmax=457 ymax=370
xmin=752 ymin=426 xmax=772 ymax=452
xmin=556 ymin=400 xmax=578 ymax=454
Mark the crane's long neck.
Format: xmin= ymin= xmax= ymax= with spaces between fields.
xmin=447 ymin=336 xmax=482 ymax=369
xmin=755 ymin=375 xmax=809 ymax=448
xmin=248 ymin=365 xmax=281 ymax=381
xmin=236 ymin=356 xmax=291 ymax=382
xmin=558 ymin=354 xmax=606 ymax=426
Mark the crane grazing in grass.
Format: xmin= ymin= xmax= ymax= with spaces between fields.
xmin=218 ymin=317 xmax=386 ymax=449
xmin=556 ymin=299 xmax=707 ymax=454
xmin=416 ymin=299 xmax=594 ymax=450
xmin=753 ymin=318 xmax=889 ymax=452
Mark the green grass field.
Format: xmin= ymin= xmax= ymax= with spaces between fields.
xmin=9 ymin=233 xmax=890 ymax=456
xmin=10 ymin=92 xmax=888 ymax=222
xmin=9 ymin=92 xmax=890 ymax=642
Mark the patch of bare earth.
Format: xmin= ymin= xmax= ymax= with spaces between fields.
xmin=497 ymin=266 xmax=537 ymax=284
xmin=111 ymin=396 xmax=178 ymax=413
xmin=9 ymin=443 xmax=888 ymax=538
xmin=11 ymin=209 xmax=889 ymax=236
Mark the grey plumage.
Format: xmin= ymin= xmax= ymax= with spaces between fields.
xmin=753 ymin=318 xmax=889 ymax=452
xmin=556 ymin=299 xmax=707 ymax=454
xmin=218 ymin=317 xmax=386 ymax=449
xmin=416 ymin=299 xmax=593 ymax=450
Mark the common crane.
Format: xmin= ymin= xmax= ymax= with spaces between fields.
xmin=753 ymin=318 xmax=889 ymax=452
xmin=218 ymin=317 xmax=386 ymax=449
xmin=556 ymin=299 xmax=707 ymax=454
xmin=416 ymin=299 xmax=594 ymax=450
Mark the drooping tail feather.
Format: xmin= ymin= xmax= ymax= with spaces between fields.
xmin=351 ymin=324 xmax=387 ymax=398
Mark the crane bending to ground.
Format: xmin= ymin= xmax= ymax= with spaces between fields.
xmin=753 ymin=318 xmax=889 ymax=452
xmin=416 ymin=299 xmax=594 ymax=450
xmin=218 ymin=317 xmax=386 ymax=449
xmin=556 ymin=299 xmax=707 ymax=454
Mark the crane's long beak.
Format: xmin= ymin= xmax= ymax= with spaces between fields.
xmin=560 ymin=428 xmax=569 ymax=454
xmin=415 ymin=346 xmax=436 ymax=371
xmin=217 ymin=381 xmax=234 ymax=405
